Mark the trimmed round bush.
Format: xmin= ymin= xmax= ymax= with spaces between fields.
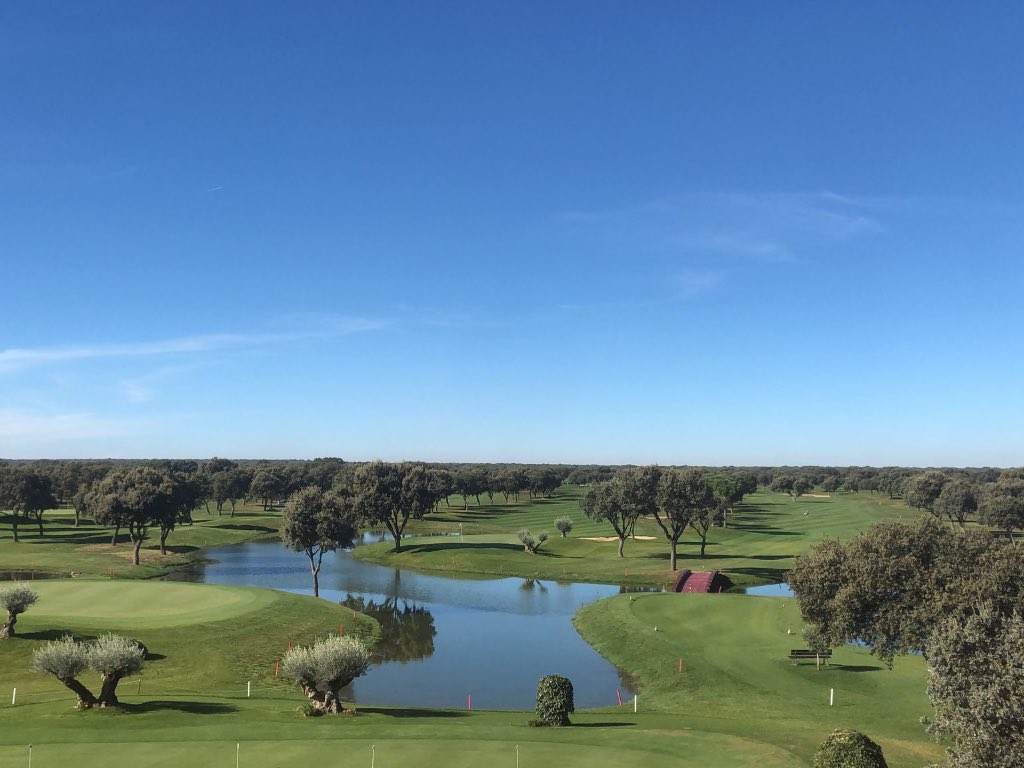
xmin=535 ymin=674 xmax=574 ymax=726
xmin=813 ymin=729 xmax=888 ymax=768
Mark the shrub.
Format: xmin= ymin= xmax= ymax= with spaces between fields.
xmin=0 ymin=584 xmax=38 ymax=638
xmin=554 ymin=517 xmax=573 ymax=537
xmin=535 ymin=674 xmax=574 ymax=726
xmin=282 ymin=635 xmax=371 ymax=714
xmin=518 ymin=529 xmax=549 ymax=554
xmin=813 ymin=729 xmax=888 ymax=768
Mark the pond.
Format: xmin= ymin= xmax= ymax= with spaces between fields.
xmin=741 ymin=583 xmax=794 ymax=597
xmin=170 ymin=539 xmax=637 ymax=710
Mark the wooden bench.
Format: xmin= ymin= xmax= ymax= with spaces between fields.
xmin=789 ymin=649 xmax=832 ymax=666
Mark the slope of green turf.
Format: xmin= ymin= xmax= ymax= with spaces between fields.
xmin=358 ymin=488 xmax=920 ymax=588
xmin=0 ymin=580 xmax=379 ymax=706
xmin=21 ymin=580 xmax=278 ymax=630
xmin=574 ymin=592 xmax=942 ymax=767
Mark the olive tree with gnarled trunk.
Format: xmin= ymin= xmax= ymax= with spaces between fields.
xmin=282 ymin=635 xmax=370 ymax=714
xmin=0 ymin=584 xmax=38 ymax=638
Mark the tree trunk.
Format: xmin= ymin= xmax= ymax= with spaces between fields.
xmin=11 ymin=518 xmax=18 ymax=543
xmin=617 ymin=535 xmax=625 ymax=558
xmin=0 ymin=611 xmax=17 ymax=638
xmin=204 ymin=500 xmax=211 ymax=514
xmin=36 ymin=513 xmax=44 ymax=536
xmin=59 ymin=677 xmax=97 ymax=709
xmin=99 ymin=673 xmax=121 ymax=706
xmin=159 ymin=529 xmax=169 ymax=555
xmin=74 ymin=506 xmax=81 ymax=527
xmin=132 ymin=537 xmax=142 ymax=566
xmin=393 ymin=531 xmax=403 ymax=553
xmin=669 ymin=538 xmax=678 ymax=571
xmin=111 ymin=525 xmax=120 ymax=546
xmin=699 ymin=535 xmax=707 ymax=558
xmin=300 ymin=682 xmax=341 ymax=714
xmin=312 ymin=565 xmax=320 ymax=598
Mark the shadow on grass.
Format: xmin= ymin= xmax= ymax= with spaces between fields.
xmin=725 ymin=566 xmax=788 ymax=583
xmin=20 ymin=629 xmax=99 ymax=642
xmin=833 ymin=664 xmax=884 ymax=673
xmin=572 ymin=721 xmax=635 ymax=728
xmin=728 ymin=526 xmax=802 ymax=536
xmin=124 ymin=700 xmax=239 ymax=714
xmin=356 ymin=707 xmax=469 ymax=718
xmin=390 ymin=542 xmax=522 ymax=555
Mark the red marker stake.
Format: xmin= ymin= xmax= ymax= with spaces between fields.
xmin=678 ymin=657 xmax=683 ymax=673
xmin=468 ymin=694 xmax=472 ymax=710
xmin=616 ymin=689 xmax=623 ymax=706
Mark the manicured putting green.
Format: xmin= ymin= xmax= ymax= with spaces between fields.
xmin=23 ymin=580 xmax=278 ymax=630
xmin=0 ymin=733 xmax=803 ymax=768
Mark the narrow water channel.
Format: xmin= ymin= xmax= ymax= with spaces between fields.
xmin=170 ymin=538 xmax=637 ymax=710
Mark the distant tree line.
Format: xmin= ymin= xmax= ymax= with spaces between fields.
xmin=3 ymin=459 xmax=1022 ymax=564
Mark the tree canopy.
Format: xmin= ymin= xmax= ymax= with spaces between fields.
xmin=789 ymin=519 xmax=1024 ymax=767
xmin=281 ymin=486 xmax=358 ymax=597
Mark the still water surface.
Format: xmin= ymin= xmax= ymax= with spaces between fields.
xmin=172 ymin=538 xmax=637 ymax=709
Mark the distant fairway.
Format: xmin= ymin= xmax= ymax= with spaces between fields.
xmin=359 ymin=488 xmax=921 ymax=587
xmin=24 ymin=580 xmax=278 ymax=630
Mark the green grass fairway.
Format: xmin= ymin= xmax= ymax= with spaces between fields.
xmin=0 ymin=503 xmax=283 ymax=579
xmin=0 ymin=728 xmax=804 ymax=768
xmin=358 ymin=488 xmax=920 ymax=588
xmin=574 ymin=592 xmax=942 ymax=767
xmin=0 ymin=580 xmax=378 ymax=707
xmin=22 ymin=581 xmax=278 ymax=630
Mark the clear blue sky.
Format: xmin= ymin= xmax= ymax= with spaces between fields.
xmin=2 ymin=2 xmax=1023 ymax=466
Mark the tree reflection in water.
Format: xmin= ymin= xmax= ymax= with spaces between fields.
xmin=341 ymin=594 xmax=436 ymax=663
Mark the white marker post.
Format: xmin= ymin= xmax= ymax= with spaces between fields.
xmin=236 ymin=743 xmax=239 ymax=768
xmin=247 ymin=680 xmax=251 ymax=698
xmin=829 ymin=688 xmax=834 ymax=707
xmin=516 ymin=744 xmax=519 ymax=768
xmin=634 ymin=694 xmax=638 ymax=713
xmin=371 ymin=744 xmax=376 ymax=768
xmin=28 ymin=744 xmax=32 ymax=768
xmin=11 ymin=688 xmax=15 ymax=706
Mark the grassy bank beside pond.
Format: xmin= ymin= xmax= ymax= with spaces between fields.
xmin=574 ymin=592 xmax=942 ymax=768
xmin=0 ymin=504 xmax=283 ymax=580
xmin=358 ymin=488 xmax=917 ymax=588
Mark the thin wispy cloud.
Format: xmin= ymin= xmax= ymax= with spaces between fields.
xmin=676 ymin=268 xmax=726 ymax=298
xmin=117 ymin=362 xmax=210 ymax=404
xmin=0 ymin=408 xmax=136 ymax=443
xmin=559 ymin=191 xmax=887 ymax=262
xmin=0 ymin=316 xmax=389 ymax=375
